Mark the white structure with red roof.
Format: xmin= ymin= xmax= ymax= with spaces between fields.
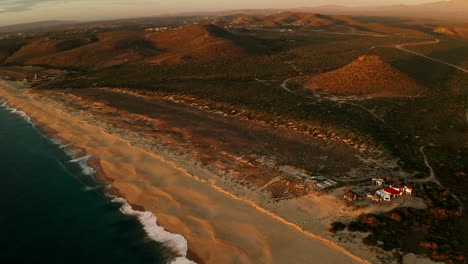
xmin=392 ymin=185 xmax=413 ymax=195
xmin=375 ymin=185 xmax=413 ymax=202
xmin=394 ymin=185 xmax=405 ymax=192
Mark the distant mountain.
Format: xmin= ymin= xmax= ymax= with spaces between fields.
xmin=0 ymin=20 xmax=76 ymax=33
xmin=170 ymin=9 xmax=281 ymax=17
xmin=298 ymin=0 xmax=468 ymax=22
xmin=162 ymin=0 xmax=468 ymax=23
xmin=434 ymin=24 xmax=468 ymax=38
xmin=216 ymin=12 xmax=426 ymax=36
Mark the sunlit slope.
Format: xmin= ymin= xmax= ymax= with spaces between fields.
xmin=146 ymin=24 xmax=263 ymax=64
xmin=5 ymin=36 xmax=93 ymax=64
xmin=434 ymin=24 xmax=468 ymax=39
xmin=7 ymin=31 xmax=156 ymax=69
xmin=306 ymin=55 xmax=426 ymax=98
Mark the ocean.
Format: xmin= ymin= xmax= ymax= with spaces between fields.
xmin=0 ymin=100 xmax=167 ymax=264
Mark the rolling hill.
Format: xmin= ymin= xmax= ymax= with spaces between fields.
xmin=3 ymin=23 xmax=264 ymax=68
xmin=223 ymin=12 xmax=426 ymax=36
xmin=305 ymin=55 xmax=426 ymax=98
xmin=6 ymin=31 xmax=157 ymax=69
xmin=146 ymin=23 xmax=263 ymax=64
xmin=434 ymin=24 xmax=468 ymax=39
xmin=5 ymin=36 xmax=95 ymax=64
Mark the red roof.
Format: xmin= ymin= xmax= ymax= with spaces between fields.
xmin=384 ymin=187 xmax=401 ymax=195
xmin=397 ymin=185 xmax=405 ymax=189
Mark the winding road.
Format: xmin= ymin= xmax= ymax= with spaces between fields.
xmin=413 ymin=145 xmax=464 ymax=213
xmin=272 ymin=37 xmax=468 ymax=213
xmin=395 ymin=39 xmax=468 ymax=74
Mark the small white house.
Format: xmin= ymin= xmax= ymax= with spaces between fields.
xmin=372 ymin=178 xmax=385 ymax=186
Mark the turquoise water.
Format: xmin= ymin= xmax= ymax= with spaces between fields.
xmin=0 ymin=101 xmax=166 ymax=263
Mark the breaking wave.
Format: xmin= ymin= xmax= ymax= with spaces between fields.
xmin=110 ymin=196 xmax=196 ymax=264
xmin=69 ymin=155 xmax=96 ymax=176
xmin=0 ymin=97 xmax=196 ymax=264
xmin=0 ymin=98 xmax=34 ymax=125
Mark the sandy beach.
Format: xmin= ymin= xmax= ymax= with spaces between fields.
xmin=0 ymin=80 xmax=380 ymax=264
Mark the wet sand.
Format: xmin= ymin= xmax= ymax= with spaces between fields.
xmin=0 ymin=81 xmax=369 ymax=264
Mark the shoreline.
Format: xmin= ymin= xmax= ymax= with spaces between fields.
xmin=1 ymin=93 xmax=195 ymax=264
xmin=0 ymin=80 xmax=375 ymax=264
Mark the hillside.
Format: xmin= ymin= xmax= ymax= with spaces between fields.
xmin=5 ymin=36 xmax=94 ymax=64
xmin=434 ymin=24 xmax=468 ymax=39
xmin=0 ymin=39 xmax=26 ymax=63
xmin=305 ymin=55 xmax=426 ymax=98
xmin=146 ymin=23 xmax=262 ymax=64
xmin=6 ymin=31 xmax=157 ymax=69
xmin=2 ymin=23 xmax=264 ymax=68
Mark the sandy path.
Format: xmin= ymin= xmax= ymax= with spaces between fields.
xmin=371 ymin=39 xmax=468 ymax=73
xmin=0 ymin=81 xmax=368 ymax=264
xmin=414 ymin=145 xmax=463 ymax=213
xmin=279 ymin=75 xmax=387 ymax=125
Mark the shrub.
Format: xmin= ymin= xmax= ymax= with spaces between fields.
xmin=329 ymin=221 xmax=346 ymax=233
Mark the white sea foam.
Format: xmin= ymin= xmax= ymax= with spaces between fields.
xmin=59 ymin=142 xmax=75 ymax=148
xmin=69 ymin=155 xmax=92 ymax=163
xmin=83 ymin=185 xmax=106 ymax=192
xmin=0 ymin=97 xmax=196 ymax=264
xmin=0 ymin=99 xmax=35 ymax=126
xmin=69 ymin=155 xmax=96 ymax=176
xmin=110 ymin=196 xmax=196 ymax=264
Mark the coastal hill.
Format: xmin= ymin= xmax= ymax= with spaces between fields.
xmin=5 ymin=36 xmax=96 ymax=64
xmin=305 ymin=55 xmax=426 ymax=98
xmin=4 ymin=23 xmax=262 ymax=68
xmin=6 ymin=31 xmax=156 ymax=69
xmin=146 ymin=23 xmax=263 ymax=64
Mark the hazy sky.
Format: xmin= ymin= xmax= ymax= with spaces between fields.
xmin=0 ymin=0 xmax=436 ymax=26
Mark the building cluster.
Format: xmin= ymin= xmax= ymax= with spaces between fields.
xmin=145 ymin=27 xmax=170 ymax=32
xmin=344 ymin=178 xmax=413 ymax=204
xmin=24 ymin=73 xmax=60 ymax=82
xmin=371 ymin=178 xmax=412 ymax=202
xmin=375 ymin=185 xmax=412 ymax=201
xmin=0 ymin=32 xmax=32 ymax=40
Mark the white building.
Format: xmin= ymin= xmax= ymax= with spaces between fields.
xmin=372 ymin=178 xmax=385 ymax=186
xmin=376 ymin=189 xmax=391 ymax=201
